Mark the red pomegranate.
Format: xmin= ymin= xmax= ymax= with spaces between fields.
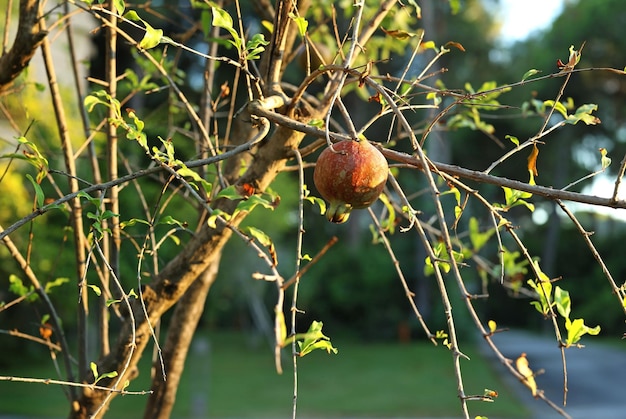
xmin=313 ymin=139 xmax=388 ymax=223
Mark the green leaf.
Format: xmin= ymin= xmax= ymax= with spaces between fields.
xmin=90 ymin=362 xmax=99 ymax=379
xmin=112 ymin=0 xmax=125 ymax=15
xmin=599 ymin=148 xmax=612 ymax=170
xmin=211 ymin=6 xmax=241 ymax=51
xmin=139 ymin=22 xmax=163 ymax=49
xmin=88 ymin=284 xmax=102 ymax=297
xmin=440 ymin=185 xmax=461 ymax=205
xmin=554 ymin=286 xmax=571 ymax=319
xmin=298 ymin=339 xmax=338 ymax=357
xmin=207 ymin=209 xmax=231 ymax=228
xmin=158 ymin=215 xmax=184 ymax=227
xmin=378 ymin=193 xmax=396 ymax=234
xmin=245 ymin=33 xmax=269 ymax=60
xmin=468 ymin=217 xmax=494 ymax=252
xmin=245 ymin=226 xmax=273 ymax=247
xmin=424 ymin=242 xmax=464 ymax=276
xmin=295 ymin=321 xmax=338 ymax=357
xmin=84 ymin=94 xmax=107 ymax=112
xmin=123 ymin=10 xmax=141 ymax=21
xmin=99 ymin=371 xmax=119 ymax=379
xmin=123 ymin=10 xmax=162 ymax=49
xmin=543 ymin=100 xmax=569 ymax=119
xmin=426 ymin=91 xmax=441 ymax=106
xmin=215 ymin=185 xmax=243 ymax=200
xmin=527 ymin=263 xmax=553 ymax=316
xmin=26 ymin=174 xmax=44 ymax=208
xmin=44 ymin=277 xmax=69 ymax=294
xmin=120 ymin=218 xmax=151 ymax=228
xmin=235 ymin=194 xmax=274 ymax=213
xmin=566 ymin=104 xmax=600 ymax=125
xmin=521 ymin=69 xmax=540 ymax=81
xmin=106 ymin=298 xmax=121 ymax=307
xmin=565 ymin=317 xmax=601 ymax=346
xmin=100 ymin=210 xmax=119 ymax=220
xmin=448 ymin=0 xmax=461 ymax=14
xmin=9 ymin=275 xmax=37 ymax=302
xmin=289 ymin=13 xmax=308 ymax=37
xmin=497 ymin=186 xmax=534 ymax=212
xmin=506 ymin=135 xmax=519 ymax=147
xmin=303 ymin=183 xmax=327 ymax=214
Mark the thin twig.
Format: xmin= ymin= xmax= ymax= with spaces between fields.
xmin=0 ymin=375 xmax=151 ymax=395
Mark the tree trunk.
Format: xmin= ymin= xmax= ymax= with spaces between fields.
xmin=143 ymin=257 xmax=221 ymax=418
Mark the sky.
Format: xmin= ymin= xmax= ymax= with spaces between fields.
xmin=497 ymin=0 xmax=565 ymax=43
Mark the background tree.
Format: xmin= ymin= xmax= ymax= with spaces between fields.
xmin=1 ymin=0 xmax=625 ymax=418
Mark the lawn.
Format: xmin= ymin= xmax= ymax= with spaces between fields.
xmin=0 ymin=332 xmax=529 ymax=418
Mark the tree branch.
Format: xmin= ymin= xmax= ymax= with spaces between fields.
xmin=0 ymin=0 xmax=47 ymax=94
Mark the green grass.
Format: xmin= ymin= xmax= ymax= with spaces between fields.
xmin=0 ymin=332 xmax=529 ymax=418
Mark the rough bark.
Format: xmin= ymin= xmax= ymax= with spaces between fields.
xmin=143 ymin=257 xmax=222 ymax=419
xmin=0 ymin=0 xmax=47 ymax=94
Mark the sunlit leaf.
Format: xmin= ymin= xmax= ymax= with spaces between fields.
xmin=246 ymin=226 xmax=273 ymax=247
xmin=289 ymin=13 xmax=308 ymax=37
xmin=521 ymin=69 xmax=540 ymax=81
xmin=236 ymin=194 xmax=274 ymax=213
xmin=261 ymin=20 xmax=273 ymax=34
xmin=554 ymin=286 xmax=571 ymax=319
xmin=90 ymin=362 xmax=99 ymax=379
xmin=88 ymin=284 xmax=102 ymax=297
xmin=212 ymin=6 xmax=241 ymax=50
xmin=9 ymin=275 xmax=37 ymax=302
xmin=113 ymin=0 xmax=125 ymax=15
xmin=378 ymin=193 xmax=396 ymax=234
xmin=469 ymin=217 xmax=494 ymax=252
xmin=565 ymin=317 xmax=601 ymax=346
xmin=448 ymin=0 xmax=461 ymax=14
xmin=26 ymin=174 xmax=44 ymax=208
xmin=216 ymin=185 xmax=243 ymax=200
xmin=515 ymin=353 xmax=537 ymax=396
xmin=543 ymin=100 xmax=568 ymax=119
xmin=120 ymin=218 xmax=150 ymax=228
xmin=276 ymin=310 xmax=287 ymax=346
xmin=566 ymin=104 xmax=600 ymax=125
xmin=527 ymin=143 xmax=539 ymax=177
xmin=158 ymin=215 xmax=184 ymax=227
xmin=506 ymin=135 xmax=519 ymax=147
xmin=44 ymin=277 xmax=69 ymax=294
xmin=295 ymin=321 xmax=338 ymax=357
xmin=488 ymin=320 xmax=497 ymax=333
xmin=100 ymin=371 xmax=119 ymax=379
xmin=245 ymin=33 xmax=269 ymax=60
xmin=599 ymin=148 xmax=612 ymax=170
xmin=420 ymin=40 xmax=437 ymax=51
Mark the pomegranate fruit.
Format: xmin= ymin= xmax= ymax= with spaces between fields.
xmin=313 ymin=139 xmax=388 ymax=223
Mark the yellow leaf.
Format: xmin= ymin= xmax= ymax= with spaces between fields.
xmin=488 ymin=320 xmax=497 ymax=333
xmin=276 ymin=310 xmax=287 ymax=346
xmin=515 ymin=353 xmax=537 ymax=397
xmin=527 ymin=143 xmax=539 ymax=177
